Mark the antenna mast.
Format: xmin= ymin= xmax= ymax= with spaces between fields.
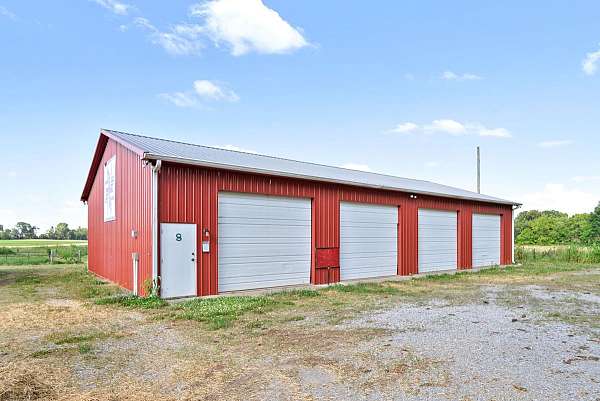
xmin=477 ymin=146 xmax=481 ymax=194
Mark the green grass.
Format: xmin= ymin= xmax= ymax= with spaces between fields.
xmin=4 ymin=256 xmax=600 ymax=332
xmin=0 ymin=239 xmax=87 ymax=248
xmin=1 ymin=265 xmax=122 ymax=301
xmin=172 ymin=296 xmax=280 ymax=329
xmin=76 ymin=260 xmax=600 ymax=329
xmin=0 ymin=243 xmax=88 ymax=265
xmin=0 ymin=255 xmax=49 ymax=265
xmin=77 ymin=343 xmax=93 ymax=354
xmin=95 ymin=287 xmax=321 ymax=329
xmin=325 ymin=282 xmax=400 ymax=295
xmin=31 ymin=334 xmax=101 ymax=358
xmin=516 ymin=245 xmax=600 ymax=264
xmin=45 ymin=331 xmax=115 ymax=345
xmin=95 ymin=295 xmax=167 ymax=309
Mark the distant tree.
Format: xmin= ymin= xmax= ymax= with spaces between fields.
xmin=73 ymin=227 xmax=88 ymax=240
xmin=45 ymin=226 xmax=56 ymax=239
xmin=0 ymin=223 xmax=87 ymax=241
xmin=590 ymin=202 xmax=600 ymax=244
xmin=14 ymin=222 xmax=38 ymax=239
xmin=0 ymin=228 xmax=11 ymax=240
xmin=514 ymin=210 xmax=542 ymax=239
xmin=54 ymin=223 xmax=71 ymax=240
xmin=566 ymin=214 xmax=593 ymax=244
xmin=517 ymin=214 xmax=569 ymax=245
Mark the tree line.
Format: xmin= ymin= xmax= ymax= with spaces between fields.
xmin=515 ymin=202 xmax=600 ymax=245
xmin=0 ymin=222 xmax=88 ymax=240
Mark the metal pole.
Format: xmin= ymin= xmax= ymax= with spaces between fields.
xmin=477 ymin=146 xmax=481 ymax=194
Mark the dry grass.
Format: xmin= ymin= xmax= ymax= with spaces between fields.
xmin=1 ymin=261 xmax=599 ymax=400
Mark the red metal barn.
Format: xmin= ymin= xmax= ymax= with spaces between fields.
xmin=81 ymin=130 xmax=520 ymax=298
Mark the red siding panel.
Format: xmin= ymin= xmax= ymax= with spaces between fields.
xmin=87 ymin=139 xmax=152 ymax=294
xmin=158 ymin=162 xmax=513 ymax=296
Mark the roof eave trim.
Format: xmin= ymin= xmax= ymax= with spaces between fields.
xmin=143 ymin=153 xmax=518 ymax=206
xmin=81 ymin=130 xmax=149 ymax=202
xmin=100 ymin=129 xmax=147 ymax=157
xmin=81 ymin=134 xmax=109 ymax=202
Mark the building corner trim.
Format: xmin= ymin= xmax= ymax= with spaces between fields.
xmin=151 ymin=160 xmax=162 ymax=289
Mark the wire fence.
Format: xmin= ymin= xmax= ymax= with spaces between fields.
xmin=0 ymin=245 xmax=87 ymax=265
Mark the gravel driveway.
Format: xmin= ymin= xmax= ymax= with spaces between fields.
xmin=324 ymin=286 xmax=600 ymax=401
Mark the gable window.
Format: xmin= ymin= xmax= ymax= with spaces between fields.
xmin=104 ymin=156 xmax=116 ymax=222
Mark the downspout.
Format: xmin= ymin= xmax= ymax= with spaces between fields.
xmin=151 ymin=160 xmax=162 ymax=294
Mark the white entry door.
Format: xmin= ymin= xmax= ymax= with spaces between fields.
xmin=472 ymin=214 xmax=501 ymax=267
xmin=340 ymin=202 xmax=398 ymax=281
xmin=418 ymin=209 xmax=458 ymax=273
xmin=218 ymin=192 xmax=312 ymax=292
xmin=160 ymin=223 xmax=197 ymax=298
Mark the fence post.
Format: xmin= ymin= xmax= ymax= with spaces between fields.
xmin=78 ymin=249 xmax=81 ymax=263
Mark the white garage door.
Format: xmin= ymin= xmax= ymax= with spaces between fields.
xmin=218 ymin=192 xmax=312 ymax=292
xmin=472 ymin=213 xmax=501 ymax=267
xmin=418 ymin=209 xmax=458 ymax=273
xmin=340 ymin=202 xmax=398 ymax=281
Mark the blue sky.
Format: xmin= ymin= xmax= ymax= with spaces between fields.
xmin=1 ymin=0 xmax=599 ymax=231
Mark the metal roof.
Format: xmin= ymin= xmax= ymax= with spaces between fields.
xmin=100 ymin=129 xmax=519 ymax=206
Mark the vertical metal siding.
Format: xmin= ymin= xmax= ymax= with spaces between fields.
xmin=158 ymin=162 xmax=513 ymax=296
xmin=87 ymin=139 xmax=153 ymax=294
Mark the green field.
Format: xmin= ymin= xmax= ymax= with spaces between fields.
xmin=0 ymin=239 xmax=87 ymax=248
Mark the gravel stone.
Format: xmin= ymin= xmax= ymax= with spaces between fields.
xmin=341 ymin=288 xmax=600 ymax=401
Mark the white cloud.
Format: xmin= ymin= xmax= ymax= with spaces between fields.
xmin=5 ymin=171 xmax=17 ymax=178
xmin=425 ymin=161 xmax=440 ymax=168
xmin=0 ymin=6 xmax=16 ymax=20
xmin=212 ymin=144 xmax=258 ymax=154
xmin=158 ymin=92 xmax=199 ymax=108
xmin=442 ymin=71 xmax=483 ymax=81
xmin=426 ymin=119 xmax=467 ymax=135
xmin=190 ymin=0 xmax=308 ymax=56
xmin=134 ymin=17 xmax=204 ymax=56
xmin=341 ymin=163 xmax=372 ymax=172
xmin=573 ymin=175 xmax=600 ymax=183
xmin=193 ymin=80 xmax=239 ymax=102
xmin=538 ymin=140 xmax=573 ymax=148
xmin=92 ymin=0 xmax=132 ymax=15
xmin=388 ymin=122 xmax=418 ymax=134
xmin=521 ymin=184 xmax=599 ymax=215
xmin=388 ymin=119 xmax=511 ymax=139
xmin=583 ymin=45 xmax=600 ymax=76
xmin=160 ymin=80 xmax=239 ymax=108
xmin=476 ymin=126 xmax=512 ymax=138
